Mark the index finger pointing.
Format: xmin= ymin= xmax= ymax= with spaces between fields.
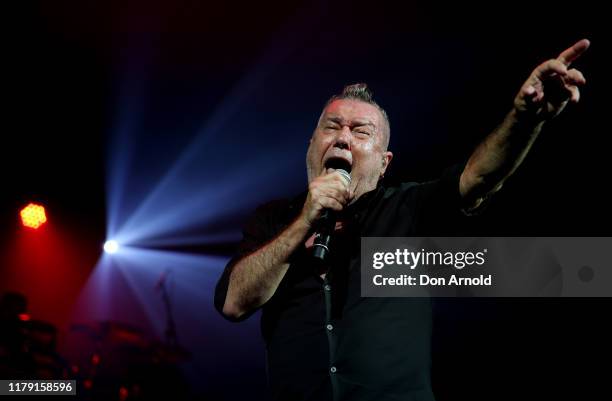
xmin=557 ymin=39 xmax=591 ymax=66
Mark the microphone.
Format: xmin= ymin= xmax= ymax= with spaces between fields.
xmin=312 ymin=168 xmax=351 ymax=261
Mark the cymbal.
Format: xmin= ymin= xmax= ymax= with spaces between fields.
xmin=148 ymin=342 xmax=191 ymax=363
xmin=70 ymin=321 xmax=148 ymax=347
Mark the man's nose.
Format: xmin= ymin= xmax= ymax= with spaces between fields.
xmin=333 ymin=126 xmax=352 ymax=150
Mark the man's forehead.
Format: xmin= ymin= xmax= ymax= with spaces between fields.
xmin=322 ymin=99 xmax=381 ymax=126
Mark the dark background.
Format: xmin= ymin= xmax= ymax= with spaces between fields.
xmin=1 ymin=1 xmax=610 ymax=400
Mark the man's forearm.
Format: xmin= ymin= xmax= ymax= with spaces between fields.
xmin=222 ymin=216 xmax=311 ymax=319
xmin=460 ymin=108 xmax=545 ymax=210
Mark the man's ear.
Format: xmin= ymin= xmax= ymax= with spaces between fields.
xmin=381 ymin=151 xmax=393 ymax=176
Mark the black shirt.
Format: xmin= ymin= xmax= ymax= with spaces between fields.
xmin=215 ymin=164 xmax=472 ymax=401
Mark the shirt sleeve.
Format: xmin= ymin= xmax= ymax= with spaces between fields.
xmin=213 ymin=203 xmax=277 ymax=321
xmin=411 ymin=162 xmax=485 ymax=235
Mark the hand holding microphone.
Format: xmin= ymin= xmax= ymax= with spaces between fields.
xmin=300 ymin=166 xmax=352 ymax=261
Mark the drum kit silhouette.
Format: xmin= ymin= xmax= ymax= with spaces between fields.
xmin=68 ymin=320 xmax=191 ymax=399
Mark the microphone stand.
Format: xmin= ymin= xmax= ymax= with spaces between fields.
xmin=157 ymin=270 xmax=178 ymax=348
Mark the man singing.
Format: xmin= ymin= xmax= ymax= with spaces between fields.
xmin=215 ymin=39 xmax=590 ymax=401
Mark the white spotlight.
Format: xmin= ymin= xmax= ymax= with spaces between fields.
xmin=104 ymin=240 xmax=120 ymax=254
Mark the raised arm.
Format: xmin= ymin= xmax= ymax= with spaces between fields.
xmin=459 ymin=39 xmax=590 ymax=212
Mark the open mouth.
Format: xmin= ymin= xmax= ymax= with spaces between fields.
xmin=324 ymin=157 xmax=352 ymax=173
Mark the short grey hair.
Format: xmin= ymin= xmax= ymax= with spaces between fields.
xmin=322 ymin=83 xmax=391 ymax=149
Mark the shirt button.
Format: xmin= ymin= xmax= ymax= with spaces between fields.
xmin=330 ymin=366 xmax=337 ymax=373
xmin=324 ymin=284 xmax=331 ymax=291
xmin=326 ymin=324 xmax=334 ymax=331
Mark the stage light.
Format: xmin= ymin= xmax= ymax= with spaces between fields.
xmin=104 ymin=240 xmax=120 ymax=254
xmin=20 ymin=203 xmax=47 ymax=229
xmin=18 ymin=313 xmax=31 ymax=322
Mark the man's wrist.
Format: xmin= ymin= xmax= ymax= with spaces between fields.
xmin=510 ymin=106 xmax=548 ymax=129
xmin=294 ymin=212 xmax=315 ymax=234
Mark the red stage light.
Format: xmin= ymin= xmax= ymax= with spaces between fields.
xmin=20 ymin=203 xmax=47 ymax=229
xmin=18 ymin=313 xmax=31 ymax=321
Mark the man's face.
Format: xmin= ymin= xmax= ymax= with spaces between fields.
xmin=306 ymin=99 xmax=393 ymax=200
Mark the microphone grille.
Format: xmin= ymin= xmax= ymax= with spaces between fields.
xmin=337 ymin=169 xmax=351 ymax=184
